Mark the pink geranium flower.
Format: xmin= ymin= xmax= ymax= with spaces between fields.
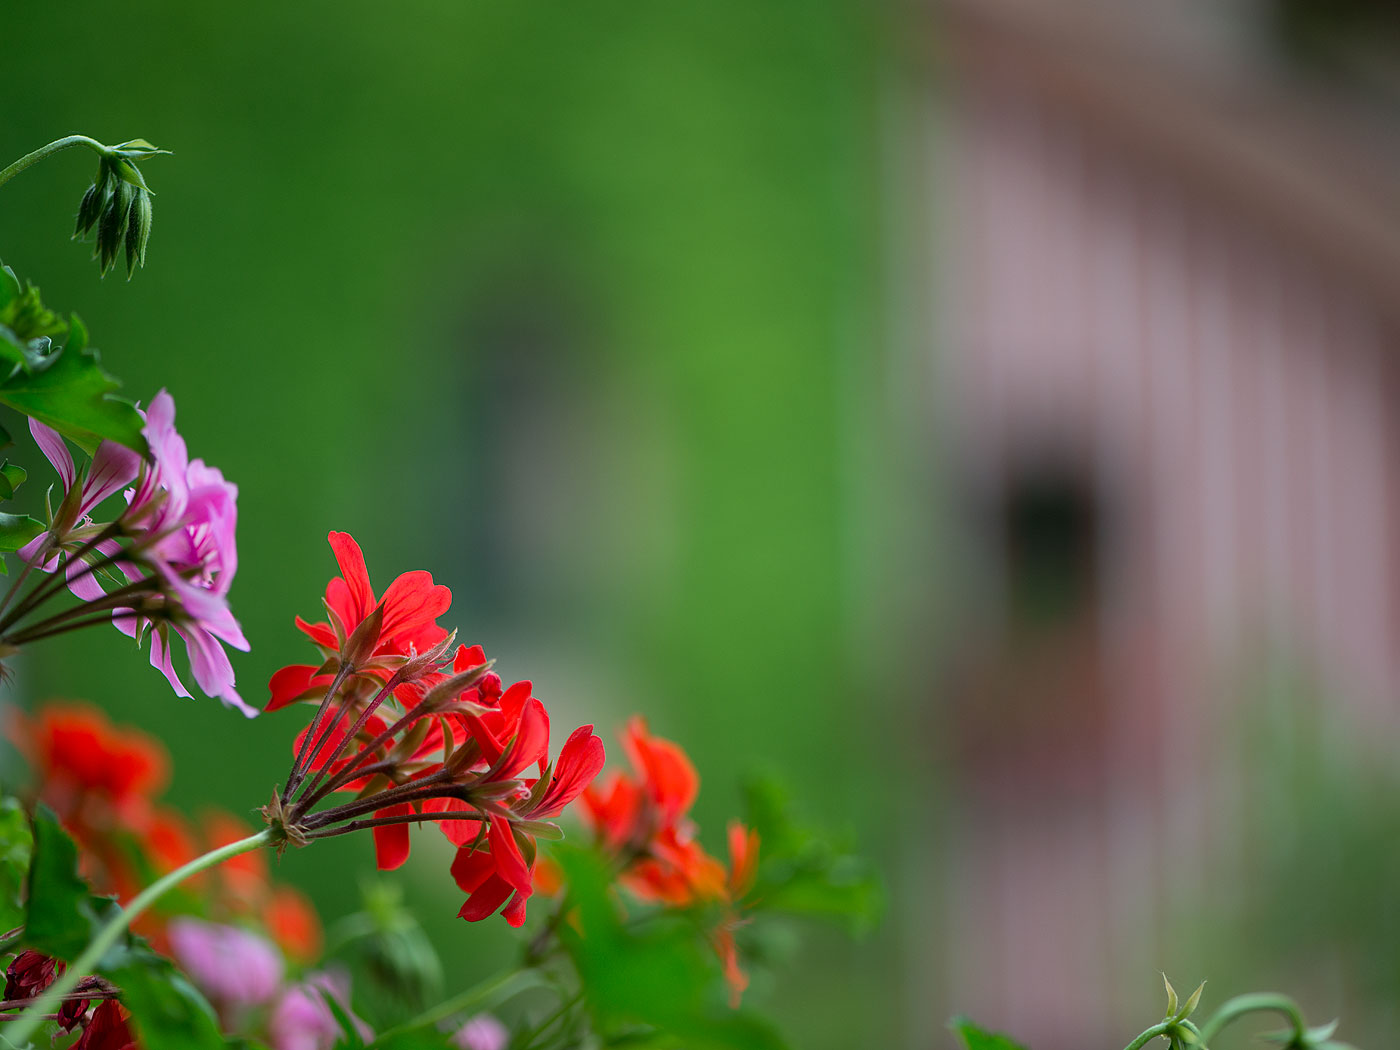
xmin=268 ymin=971 xmax=372 ymax=1050
xmin=168 ymin=918 xmax=284 ymax=1014
xmin=12 ymin=391 xmax=251 ymax=715
xmin=112 ymin=390 xmax=251 ymax=714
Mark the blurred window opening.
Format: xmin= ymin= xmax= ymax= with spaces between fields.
xmin=1001 ymin=463 xmax=1099 ymax=632
xmin=953 ymin=451 xmax=1112 ymax=808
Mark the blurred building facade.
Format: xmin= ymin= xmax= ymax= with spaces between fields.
xmin=928 ymin=2 xmax=1400 ymax=1045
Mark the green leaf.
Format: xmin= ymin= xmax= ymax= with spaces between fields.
xmin=101 ymin=941 xmax=225 ymax=1050
xmin=24 ymin=804 xmax=104 ymax=959
xmin=950 ymin=1017 xmax=1032 ymax=1050
xmin=0 ymin=315 xmax=146 ymax=454
xmin=0 ymin=511 xmax=44 ymax=553
xmin=741 ymin=775 xmax=883 ymax=931
xmin=0 ymin=797 xmax=34 ymax=933
xmin=556 ymin=846 xmax=787 ymax=1050
xmin=0 ymin=271 xmax=66 ymax=345
xmin=317 ymin=985 xmax=366 ymax=1050
xmin=0 ymin=264 xmax=19 ymax=308
xmin=0 ymin=460 xmax=27 ymax=501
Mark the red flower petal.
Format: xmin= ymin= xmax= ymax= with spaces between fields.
xmin=488 ymin=816 xmax=531 ymax=896
xmin=266 ymin=664 xmax=329 ymax=712
xmin=535 ymin=725 xmax=605 ymax=817
xmin=328 ymin=532 xmax=376 ymax=625
xmin=456 ymin=872 xmax=513 ymax=923
xmin=373 ymin=803 xmax=415 ymax=870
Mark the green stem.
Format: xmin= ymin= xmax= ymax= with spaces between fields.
xmin=1198 ymin=994 xmax=1306 ymax=1046
xmin=367 ymin=967 xmax=541 ymax=1047
xmin=1 ymin=828 xmax=274 ymax=1049
xmin=519 ymin=989 xmax=582 ymax=1050
xmin=0 ymin=136 xmax=107 ymax=191
xmin=1122 ymin=1021 xmax=1173 ymax=1050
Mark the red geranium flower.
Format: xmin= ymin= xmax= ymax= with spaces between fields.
xmin=9 ymin=702 xmax=167 ymax=830
xmin=266 ymin=531 xmax=451 ymax=712
xmin=581 ymin=718 xmax=760 ymax=1004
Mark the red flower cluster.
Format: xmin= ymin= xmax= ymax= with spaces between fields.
xmin=8 ymin=703 xmax=320 ymax=959
xmin=582 ymin=718 xmax=760 ymax=1004
xmin=266 ymin=533 xmax=605 ymax=928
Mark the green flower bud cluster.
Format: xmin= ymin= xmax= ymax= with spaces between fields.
xmin=72 ymin=140 xmax=168 ymax=280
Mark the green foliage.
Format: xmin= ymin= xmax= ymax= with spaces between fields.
xmin=556 ymin=846 xmax=787 ymax=1050
xmin=0 ymin=796 xmax=34 ymax=933
xmin=23 ymin=804 xmax=106 ymax=959
xmin=0 ymin=262 xmax=146 ymax=454
xmin=950 ymin=1017 xmax=1031 ymax=1050
xmin=0 ymin=461 xmax=28 ymax=500
xmin=327 ymin=881 xmax=445 ymax=1024
xmin=101 ymin=940 xmax=225 ymax=1050
xmin=742 ymin=775 xmax=882 ymax=930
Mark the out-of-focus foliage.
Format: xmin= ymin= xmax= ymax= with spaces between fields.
xmin=742 ymin=775 xmax=882 ymax=932
xmin=951 ymin=1017 xmax=1029 ymax=1050
xmin=556 ymin=845 xmax=787 ymax=1050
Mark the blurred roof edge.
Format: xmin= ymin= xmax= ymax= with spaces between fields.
xmin=934 ymin=0 xmax=1400 ymax=330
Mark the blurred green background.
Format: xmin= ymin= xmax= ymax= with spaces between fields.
xmin=0 ymin=2 xmax=919 ymax=1047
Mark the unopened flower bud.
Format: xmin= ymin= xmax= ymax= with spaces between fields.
xmin=398 ymin=629 xmax=458 ymax=684
xmin=341 ymin=604 xmax=385 ymax=670
xmin=419 ymin=659 xmax=494 ymax=714
xmin=74 ymin=181 xmax=102 ymax=238
xmin=97 ymin=179 xmax=134 ymax=277
xmin=69 ymin=140 xmax=168 ymax=278
xmin=124 ymin=188 xmax=152 ymax=278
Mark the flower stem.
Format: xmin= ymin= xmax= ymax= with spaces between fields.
xmin=366 ymin=967 xmax=541 ymax=1048
xmin=1 ymin=828 xmax=273 ymax=1048
xmin=1197 ymin=994 xmax=1306 ymax=1046
xmin=0 ymin=136 xmax=107 ymax=191
xmin=1121 ymin=1021 xmax=1172 ymax=1050
xmin=284 ymin=664 xmax=353 ymax=800
xmin=292 ymin=671 xmax=403 ymax=810
xmin=302 ymin=809 xmax=487 ymax=840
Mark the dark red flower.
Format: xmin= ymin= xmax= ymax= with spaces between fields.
xmin=72 ymin=1000 xmax=136 ymax=1050
xmin=5 ymin=949 xmax=61 ymax=1001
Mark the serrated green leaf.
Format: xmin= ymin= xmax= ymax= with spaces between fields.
xmin=0 ymin=797 xmax=34 ymax=933
xmin=950 ymin=1017 xmax=1032 ymax=1050
xmin=0 ymin=318 xmax=146 ymax=454
xmin=101 ymin=941 xmax=224 ymax=1050
xmin=24 ymin=804 xmax=104 ymax=959
xmin=0 ymin=276 xmax=66 ymax=345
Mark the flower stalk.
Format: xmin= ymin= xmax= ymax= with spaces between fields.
xmin=2 ymin=828 xmax=273 ymax=1048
